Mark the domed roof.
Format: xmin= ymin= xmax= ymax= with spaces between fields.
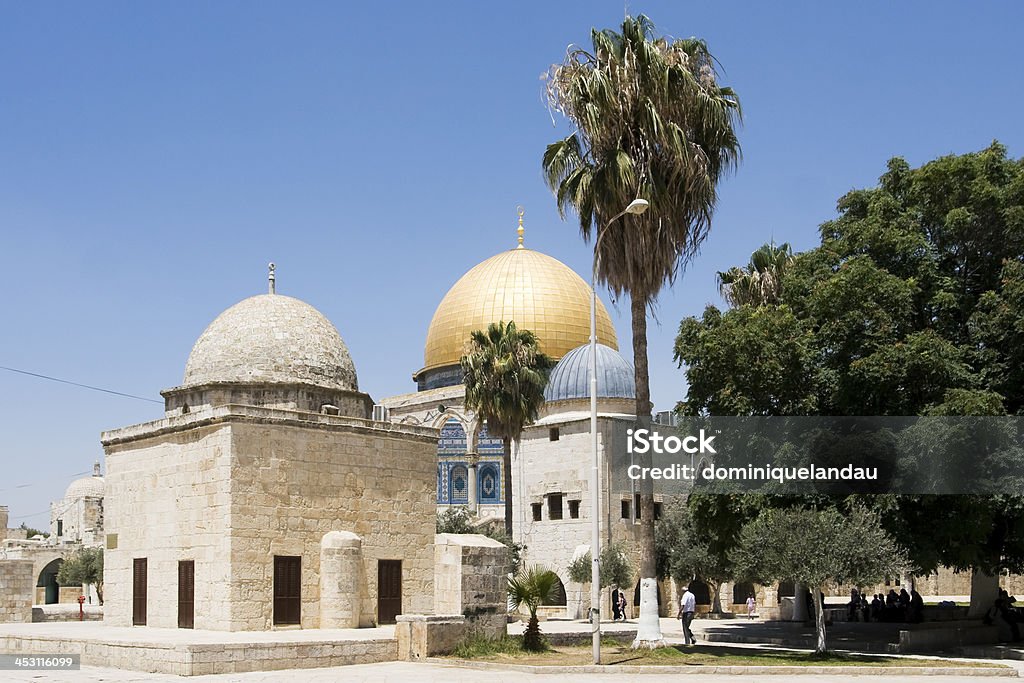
xmin=544 ymin=343 xmax=635 ymax=402
xmin=421 ymin=247 xmax=618 ymax=375
xmin=65 ymin=475 xmax=104 ymax=500
xmin=183 ymin=294 xmax=358 ymax=391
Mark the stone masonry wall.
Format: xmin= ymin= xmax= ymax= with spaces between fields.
xmin=434 ymin=533 xmax=506 ymax=637
xmin=227 ymin=418 xmax=436 ymax=629
xmin=0 ymin=560 xmax=34 ymax=623
xmin=103 ymin=422 xmax=234 ymax=629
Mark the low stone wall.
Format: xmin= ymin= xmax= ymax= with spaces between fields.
xmin=0 ymin=631 xmax=397 ymax=676
xmin=897 ymin=625 xmax=1000 ymax=653
xmin=0 ymin=560 xmax=33 ymax=623
xmin=32 ymin=605 xmax=103 ymax=622
xmin=396 ymin=614 xmax=466 ymax=660
xmin=433 ymin=533 xmax=507 ymax=639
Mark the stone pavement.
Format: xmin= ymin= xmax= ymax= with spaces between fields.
xmin=3 ymin=617 xmax=1021 ymax=681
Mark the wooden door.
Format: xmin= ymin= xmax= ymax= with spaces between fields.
xmin=177 ymin=560 xmax=194 ymax=629
xmin=273 ymin=556 xmax=301 ymax=625
xmin=377 ymin=559 xmax=402 ymax=625
xmin=132 ymin=558 xmax=147 ymax=626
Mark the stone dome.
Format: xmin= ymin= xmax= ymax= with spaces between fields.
xmin=544 ymin=343 xmax=635 ymax=402
xmin=419 ymin=247 xmax=618 ymax=382
xmin=65 ymin=475 xmax=104 ymax=500
xmin=183 ymin=294 xmax=358 ymax=391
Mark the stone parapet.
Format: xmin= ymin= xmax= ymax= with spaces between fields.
xmin=0 ymin=560 xmax=33 ymax=623
xmin=395 ymin=614 xmax=466 ymax=660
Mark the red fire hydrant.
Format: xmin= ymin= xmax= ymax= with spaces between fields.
xmin=78 ymin=594 xmax=86 ymax=621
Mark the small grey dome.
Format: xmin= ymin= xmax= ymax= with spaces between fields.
xmin=544 ymin=343 xmax=635 ymax=402
xmin=183 ymin=294 xmax=358 ymax=391
xmin=65 ymin=475 xmax=104 ymax=500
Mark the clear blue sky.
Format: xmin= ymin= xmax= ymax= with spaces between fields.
xmin=1 ymin=1 xmax=1021 ymax=525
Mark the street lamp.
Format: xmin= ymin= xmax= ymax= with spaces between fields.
xmin=590 ymin=198 xmax=649 ymax=664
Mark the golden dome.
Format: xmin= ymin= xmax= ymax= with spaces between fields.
xmin=419 ymin=247 xmax=618 ymax=377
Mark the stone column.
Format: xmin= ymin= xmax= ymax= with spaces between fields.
xmin=320 ymin=531 xmax=362 ymax=628
xmin=467 ymin=453 xmax=479 ymax=514
xmin=0 ymin=506 xmax=7 ymax=542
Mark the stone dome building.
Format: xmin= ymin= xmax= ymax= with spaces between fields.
xmin=49 ymin=461 xmax=105 ymax=548
xmin=162 ymin=285 xmax=371 ymax=419
xmin=102 ymin=273 xmax=437 ymax=631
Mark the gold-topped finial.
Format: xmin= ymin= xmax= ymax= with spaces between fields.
xmin=516 ymin=205 xmax=525 ymax=249
xmin=268 ymin=262 xmax=276 ymax=294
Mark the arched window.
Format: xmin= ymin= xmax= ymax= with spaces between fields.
xmin=733 ymin=581 xmax=755 ymax=605
xmin=478 ymin=463 xmax=500 ymax=503
xmin=449 ymin=465 xmax=469 ymax=504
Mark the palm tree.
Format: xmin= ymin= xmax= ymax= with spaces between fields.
xmin=507 ymin=565 xmax=560 ymax=651
xmin=462 ymin=321 xmax=554 ymax=535
xmin=717 ymin=242 xmax=794 ymax=307
xmin=543 ymin=14 xmax=741 ymax=646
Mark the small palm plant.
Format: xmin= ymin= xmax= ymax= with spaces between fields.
xmin=507 ymin=565 xmax=560 ymax=651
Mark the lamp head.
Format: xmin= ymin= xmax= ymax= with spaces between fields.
xmin=626 ymin=199 xmax=650 ymax=215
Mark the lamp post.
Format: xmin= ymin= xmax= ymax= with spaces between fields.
xmin=590 ymin=198 xmax=649 ymax=664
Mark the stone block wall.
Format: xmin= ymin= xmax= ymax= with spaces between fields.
xmin=227 ymin=417 xmax=436 ymax=630
xmin=0 ymin=560 xmax=34 ymax=623
xmin=434 ymin=533 xmax=507 ymax=637
xmin=103 ymin=408 xmax=437 ymax=631
xmin=103 ymin=421 xmax=235 ymax=628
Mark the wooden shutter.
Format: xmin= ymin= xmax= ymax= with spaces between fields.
xmin=377 ymin=560 xmax=402 ymax=625
xmin=273 ymin=556 xmax=301 ymax=625
xmin=132 ymin=558 xmax=147 ymax=626
xmin=177 ymin=560 xmax=194 ymax=629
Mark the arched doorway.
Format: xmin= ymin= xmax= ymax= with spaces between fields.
xmin=542 ymin=574 xmax=567 ymax=606
xmin=633 ymin=580 xmax=663 ymax=607
xmin=733 ymin=581 xmax=756 ymax=605
xmin=37 ymin=558 xmax=63 ymax=605
xmin=690 ymin=580 xmax=711 ymax=605
xmin=778 ymin=580 xmax=795 ymax=597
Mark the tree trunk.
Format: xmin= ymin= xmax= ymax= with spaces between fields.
xmin=709 ymin=580 xmax=722 ymax=614
xmin=814 ymin=586 xmax=827 ymax=654
xmin=503 ymin=438 xmax=513 ymax=536
xmin=630 ymin=294 xmax=664 ymax=648
xmin=968 ymin=567 xmax=1000 ymax=618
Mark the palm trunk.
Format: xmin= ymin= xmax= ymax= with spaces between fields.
xmin=503 ymin=437 xmax=513 ymax=536
xmin=813 ymin=586 xmax=827 ymax=654
xmin=631 ymin=294 xmax=664 ymax=647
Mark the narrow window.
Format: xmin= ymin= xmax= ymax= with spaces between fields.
xmin=620 ymin=499 xmax=631 ymax=519
xmin=548 ymin=494 xmax=563 ymax=521
xmin=654 ymin=502 xmax=663 ymax=521
xmin=177 ymin=560 xmax=194 ymax=629
xmin=634 ymin=493 xmax=642 ymax=520
xmin=568 ymin=500 xmax=580 ymax=519
xmin=531 ymin=503 xmax=542 ymax=521
xmin=56 ymin=519 xmax=63 ymax=537
xmin=549 ymin=427 xmax=560 ymax=441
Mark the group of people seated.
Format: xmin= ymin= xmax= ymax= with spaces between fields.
xmin=847 ymin=587 xmax=924 ymax=623
xmin=984 ymin=589 xmax=1021 ymax=642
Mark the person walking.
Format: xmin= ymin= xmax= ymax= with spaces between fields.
xmin=745 ymin=593 xmax=756 ymax=620
xmin=678 ymin=583 xmax=697 ymax=645
xmin=617 ymin=591 xmax=628 ymax=621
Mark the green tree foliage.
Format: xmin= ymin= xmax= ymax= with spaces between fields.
xmin=18 ymin=523 xmax=48 ymax=539
xmin=566 ymin=543 xmax=633 ymax=589
xmin=56 ymin=547 xmax=104 ymax=604
xmin=462 ymin=321 xmax=553 ymax=535
xmin=655 ymin=497 xmax=736 ymax=613
xmin=543 ymin=14 xmax=741 ymax=643
xmin=436 ymin=506 xmax=526 ymax=575
xmin=674 ymin=143 xmax=1024 ymax=588
xmin=507 ymin=565 xmax=560 ymax=651
xmin=717 ymin=242 xmax=794 ymax=307
xmin=732 ymin=506 xmax=909 ymax=653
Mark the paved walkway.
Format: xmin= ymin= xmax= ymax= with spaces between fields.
xmin=4 ymin=617 xmax=1021 ymax=681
